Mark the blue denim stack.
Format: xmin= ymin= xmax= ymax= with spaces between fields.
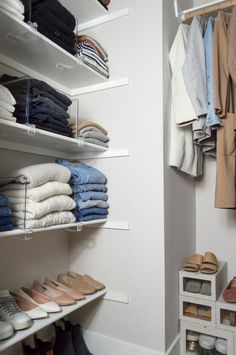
xmin=0 ymin=193 xmax=13 ymax=232
xmin=56 ymin=159 xmax=109 ymax=222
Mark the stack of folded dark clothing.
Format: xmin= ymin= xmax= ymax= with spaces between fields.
xmin=76 ymin=35 xmax=109 ymax=78
xmin=0 ymin=193 xmax=13 ymax=232
xmin=70 ymin=120 xmax=109 ymax=148
xmin=56 ymin=159 xmax=109 ymax=222
xmin=0 ymin=74 xmax=72 ymax=137
xmin=24 ymin=0 xmax=76 ymax=55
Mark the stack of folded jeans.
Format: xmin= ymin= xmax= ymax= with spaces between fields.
xmin=70 ymin=120 xmax=109 ymax=148
xmin=0 ymin=163 xmax=76 ymax=229
xmin=56 ymin=159 xmax=109 ymax=222
xmin=76 ymin=35 xmax=109 ymax=78
xmin=0 ymin=193 xmax=13 ymax=232
xmin=0 ymin=0 xmax=25 ymax=21
xmin=24 ymin=0 xmax=76 ymax=55
xmin=0 ymin=85 xmax=16 ymax=122
xmin=0 ymin=74 xmax=72 ymax=136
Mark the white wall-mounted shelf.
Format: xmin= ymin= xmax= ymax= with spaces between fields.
xmin=0 ymin=289 xmax=107 ymax=352
xmin=0 ymin=9 xmax=107 ymax=91
xmin=0 ymin=219 xmax=108 ymax=240
xmin=60 ymin=0 xmax=108 ymax=24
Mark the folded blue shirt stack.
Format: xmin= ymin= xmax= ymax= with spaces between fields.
xmin=0 ymin=193 xmax=13 ymax=232
xmin=56 ymin=159 xmax=109 ymax=222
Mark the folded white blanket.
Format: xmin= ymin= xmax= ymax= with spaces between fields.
xmin=13 ymin=211 xmax=76 ymax=229
xmin=0 ymin=100 xmax=15 ymax=113
xmin=0 ymin=2 xmax=24 ymax=20
xmin=2 ymin=182 xmax=72 ymax=203
xmin=0 ymin=86 xmax=16 ymax=105
xmin=0 ymin=107 xmax=13 ymax=117
xmin=7 ymin=163 xmax=71 ymax=189
xmin=2 ymin=0 xmax=24 ymax=13
xmin=11 ymin=195 xmax=76 ymax=219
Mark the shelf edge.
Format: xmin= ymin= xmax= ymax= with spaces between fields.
xmin=71 ymin=77 xmax=129 ymax=96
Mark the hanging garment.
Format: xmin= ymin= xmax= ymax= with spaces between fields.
xmin=169 ymin=24 xmax=203 ymax=177
xmin=214 ymin=11 xmax=235 ymax=208
xmin=204 ymin=17 xmax=222 ymax=128
xmin=183 ymin=16 xmax=216 ymax=155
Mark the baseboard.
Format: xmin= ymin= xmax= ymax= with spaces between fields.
xmin=84 ymin=330 xmax=181 ymax=355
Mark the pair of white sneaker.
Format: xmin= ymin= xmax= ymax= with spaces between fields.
xmin=199 ymin=334 xmax=227 ymax=354
xmin=0 ymin=290 xmax=32 ymax=340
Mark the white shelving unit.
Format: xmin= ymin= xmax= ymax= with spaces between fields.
xmin=0 ymin=289 xmax=107 ymax=353
xmin=60 ymin=0 xmax=108 ymax=23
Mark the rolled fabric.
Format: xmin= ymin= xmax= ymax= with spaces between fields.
xmin=11 ymin=195 xmax=76 ymax=219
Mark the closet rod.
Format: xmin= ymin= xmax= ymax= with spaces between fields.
xmin=175 ymin=0 xmax=236 ymax=21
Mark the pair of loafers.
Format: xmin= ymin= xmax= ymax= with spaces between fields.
xmin=183 ymin=252 xmax=218 ymax=274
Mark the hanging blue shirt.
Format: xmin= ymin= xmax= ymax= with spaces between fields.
xmin=204 ymin=17 xmax=222 ymax=128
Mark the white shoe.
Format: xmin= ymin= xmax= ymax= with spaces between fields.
xmin=0 ymin=290 xmax=32 ymax=330
xmin=11 ymin=291 xmax=48 ymax=320
xmin=0 ymin=319 xmax=14 ymax=340
xmin=215 ymin=338 xmax=227 ymax=354
xmin=199 ymin=334 xmax=216 ymax=350
xmin=19 ymin=287 xmax=61 ymax=313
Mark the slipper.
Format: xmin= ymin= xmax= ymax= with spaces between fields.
xmin=223 ymin=278 xmax=236 ymax=303
xmin=215 ymin=338 xmax=227 ymax=354
xmin=185 ymin=279 xmax=202 ymax=293
xmin=184 ymin=303 xmax=198 ymax=318
xmin=183 ymin=254 xmax=203 ymax=272
xmin=198 ymin=306 xmax=211 ymax=321
xmin=200 ymin=252 xmax=218 ymax=274
xmin=199 ymin=334 xmax=216 ymax=350
xmin=200 ymin=281 xmax=211 ymax=296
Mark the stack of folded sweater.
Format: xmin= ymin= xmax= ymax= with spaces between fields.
xmin=0 ymin=193 xmax=13 ymax=232
xmin=0 ymin=85 xmax=16 ymax=122
xmin=76 ymin=35 xmax=109 ymax=78
xmin=70 ymin=120 xmax=109 ymax=148
xmin=24 ymin=0 xmax=76 ymax=55
xmin=56 ymin=159 xmax=109 ymax=222
xmin=0 ymin=74 xmax=72 ymax=136
xmin=0 ymin=0 xmax=25 ymax=21
xmin=0 ymin=163 xmax=76 ymax=229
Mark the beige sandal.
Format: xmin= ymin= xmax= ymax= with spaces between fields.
xmin=183 ymin=254 xmax=203 ymax=272
xmin=200 ymin=252 xmax=218 ymax=274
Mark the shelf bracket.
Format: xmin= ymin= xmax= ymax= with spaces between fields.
xmin=14 ymin=229 xmax=33 ymax=241
xmin=67 ymin=224 xmax=83 ymax=233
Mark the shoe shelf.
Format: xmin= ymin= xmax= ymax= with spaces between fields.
xmin=180 ymin=320 xmax=234 ymax=355
xmin=0 ymin=288 xmax=107 ymax=352
xmin=179 ymin=261 xmax=228 ymax=302
xmin=0 ymin=219 xmax=108 ymax=240
xmin=0 ymin=119 xmax=108 ymax=159
xmin=0 ymin=9 xmax=107 ymax=93
xmin=216 ymin=292 xmax=236 ymax=333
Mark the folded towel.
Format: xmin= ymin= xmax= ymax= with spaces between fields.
xmin=11 ymin=195 xmax=76 ymax=219
xmin=70 ymin=120 xmax=107 ymax=135
xmin=7 ymin=163 xmax=71 ymax=189
xmin=78 ymin=200 xmax=109 ymax=210
xmin=56 ymin=160 xmax=107 ymax=184
xmin=72 ymin=184 xmax=107 ymax=193
xmin=0 ymin=85 xmax=16 ymax=105
xmin=0 ymin=193 xmax=9 ymax=207
xmin=13 ymin=211 xmax=76 ymax=229
xmin=73 ymin=191 xmax=108 ymax=202
xmin=2 ymin=181 xmax=72 ymax=203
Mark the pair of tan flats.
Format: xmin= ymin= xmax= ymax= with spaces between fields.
xmin=58 ymin=272 xmax=105 ymax=296
xmin=183 ymin=252 xmax=218 ymax=274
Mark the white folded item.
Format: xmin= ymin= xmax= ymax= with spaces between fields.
xmin=13 ymin=211 xmax=76 ymax=229
xmin=7 ymin=163 xmax=71 ymax=189
xmin=0 ymin=107 xmax=13 ymax=117
xmin=2 ymin=182 xmax=72 ymax=203
xmin=0 ymin=115 xmax=16 ymax=122
xmin=0 ymin=2 xmax=24 ymax=20
xmin=11 ymin=195 xmax=76 ymax=220
xmin=0 ymin=85 xmax=16 ymax=105
xmin=0 ymin=99 xmax=15 ymax=113
xmin=2 ymin=0 xmax=24 ymax=13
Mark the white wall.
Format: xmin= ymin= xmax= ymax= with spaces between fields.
xmin=163 ymin=0 xmax=195 ymax=351
xmin=69 ymin=0 xmax=166 ymax=353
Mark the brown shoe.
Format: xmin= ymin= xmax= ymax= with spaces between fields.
xmin=68 ymin=272 xmax=105 ymax=291
xmin=32 ymin=281 xmax=75 ymax=306
xmin=44 ymin=278 xmax=85 ymax=301
xmin=57 ymin=274 xmax=96 ymax=295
